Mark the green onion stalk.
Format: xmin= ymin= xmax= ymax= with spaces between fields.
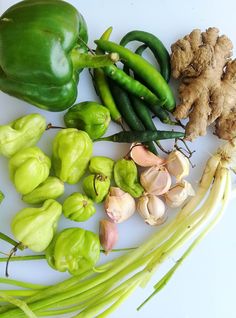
xmin=0 ymin=139 xmax=235 ymax=317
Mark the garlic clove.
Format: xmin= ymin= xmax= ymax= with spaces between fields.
xmin=140 ymin=166 xmax=171 ymax=195
xmin=104 ymin=187 xmax=136 ymax=223
xmin=166 ymin=150 xmax=190 ymax=182
xmin=99 ymin=219 xmax=118 ymax=254
xmin=130 ymin=143 xmax=165 ymax=167
xmin=164 ymin=180 xmax=195 ymax=208
xmin=137 ymin=194 xmax=167 ymax=226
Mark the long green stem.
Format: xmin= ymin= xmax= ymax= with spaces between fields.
xmin=138 ymin=170 xmax=231 ymax=310
xmin=0 ymin=248 xmax=136 ymax=264
xmin=0 ymin=233 xmax=24 ymax=250
xmin=0 ymin=255 xmax=46 ymax=262
xmin=0 ymin=278 xmax=45 ymax=290
xmin=146 ymin=166 xmax=227 ymax=274
xmin=0 ymin=290 xmax=39 ymax=297
xmin=0 ymin=293 xmax=37 ymax=318
xmin=74 ymin=271 xmax=147 ymax=318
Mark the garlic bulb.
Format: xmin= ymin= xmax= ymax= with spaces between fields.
xmin=140 ymin=166 xmax=171 ymax=195
xmin=166 ymin=150 xmax=190 ymax=181
xmin=137 ymin=194 xmax=167 ymax=226
xmin=99 ymin=219 xmax=118 ymax=254
xmin=130 ymin=143 xmax=165 ymax=167
xmin=104 ymin=187 xmax=136 ymax=223
xmin=165 ymin=180 xmax=195 ymax=208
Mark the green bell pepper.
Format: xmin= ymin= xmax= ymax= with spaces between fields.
xmin=11 ymin=199 xmax=62 ymax=252
xmin=0 ymin=0 xmax=118 ymax=111
xmin=46 ymin=227 xmax=100 ymax=275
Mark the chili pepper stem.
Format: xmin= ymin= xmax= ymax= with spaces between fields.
xmin=71 ymin=50 xmax=119 ymax=70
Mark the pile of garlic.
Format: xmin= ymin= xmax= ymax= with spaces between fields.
xmin=131 ymin=144 xmax=195 ymax=226
xmin=99 ymin=144 xmax=195 ymax=254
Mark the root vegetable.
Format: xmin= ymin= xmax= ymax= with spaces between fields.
xmin=171 ymin=27 xmax=236 ymax=140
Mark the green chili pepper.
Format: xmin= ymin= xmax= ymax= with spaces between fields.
xmin=0 ymin=1 xmax=118 ymax=111
xmin=120 ymin=30 xmax=171 ymax=82
xmin=64 ymin=101 xmax=111 ymax=140
xmin=93 ymin=27 xmax=122 ymax=124
xmin=83 ymin=174 xmax=110 ymax=203
xmin=89 ymin=156 xmax=114 ymax=179
xmin=52 ymin=128 xmax=93 ymax=184
xmin=9 ymin=146 xmax=51 ymax=195
xmin=114 ymin=158 xmax=143 ymax=198
xmin=95 ymin=39 xmax=175 ymax=111
xmin=0 ymin=113 xmax=46 ymax=158
xmin=132 ymin=46 xmax=176 ymax=125
xmin=103 ymin=64 xmax=160 ymax=106
xmin=22 ymin=177 xmax=64 ymax=204
xmin=11 ymin=199 xmax=62 ymax=252
xmin=96 ymin=130 xmax=184 ymax=143
xmin=63 ymin=192 xmax=95 ymax=222
xmin=45 ymin=227 xmax=100 ymax=275
xmin=109 ymin=79 xmax=157 ymax=154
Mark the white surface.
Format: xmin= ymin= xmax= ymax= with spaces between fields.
xmin=0 ymin=0 xmax=236 ymax=317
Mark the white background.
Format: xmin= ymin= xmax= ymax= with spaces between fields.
xmin=0 ymin=0 xmax=236 ymax=317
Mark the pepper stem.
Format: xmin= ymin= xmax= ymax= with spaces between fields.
xmin=0 ymin=233 xmax=24 ymax=251
xmin=5 ymin=243 xmax=22 ymax=277
xmin=71 ymin=50 xmax=119 ymax=70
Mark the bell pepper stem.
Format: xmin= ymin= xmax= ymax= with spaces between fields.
xmin=71 ymin=50 xmax=119 ymax=70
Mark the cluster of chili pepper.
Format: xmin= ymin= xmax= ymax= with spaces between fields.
xmin=92 ymin=28 xmax=184 ymax=153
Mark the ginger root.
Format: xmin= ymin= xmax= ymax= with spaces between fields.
xmin=171 ymin=27 xmax=236 ymax=141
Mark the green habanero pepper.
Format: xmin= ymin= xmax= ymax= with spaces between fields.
xmin=0 ymin=0 xmax=118 ymax=111
xmin=52 ymin=128 xmax=92 ymax=184
xmin=0 ymin=113 xmax=46 ymax=158
xmin=22 ymin=176 xmax=64 ymax=204
xmin=11 ymin=199 xmax=62 ymax=252
xmin=83 ymin=174 xmax=110 ymax=203
xmin=46 ymin=227 xmax=100 ymax=275
xmin=64 ymin=101 xmax=111 ymax=140
xmin=89 ymin=156 xmax=114 ymax=179
xmin=114 ymin=158 xmax=144 ymax=198
xmin=63 ymin=192 xmax=95 ymax=222
xmin=9 ymin=146 xmax=51 ymax=195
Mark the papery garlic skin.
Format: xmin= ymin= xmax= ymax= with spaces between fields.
xmin=165 ymin=180 xmax=195 ymax=208
xmin=104 ymin=187 xmax=136 ymax=223
xmin=166 ymin=150 xmax=190 ymax=181
xmin=137 ymin=194 xmax=167 ymax=226
xmin=140 ymin=166 xmax=171 ymax=195
xmin=99 ymin=219 xmax=118 ymax=254
xmin=130 ymin=143 xmax=165 ymax=167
